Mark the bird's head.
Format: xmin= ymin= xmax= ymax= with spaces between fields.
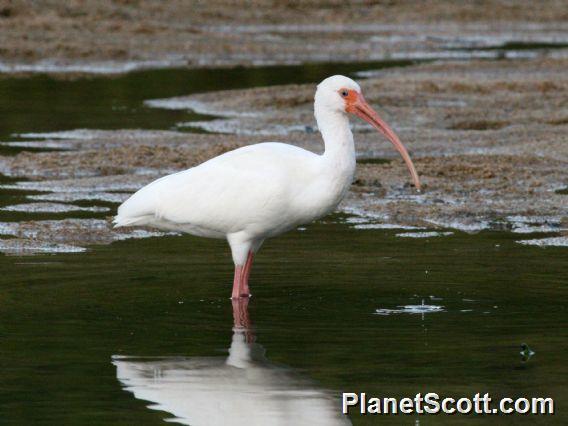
xmin=315 ymin=75 xmax=421 ymax=191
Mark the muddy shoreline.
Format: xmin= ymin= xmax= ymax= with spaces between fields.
xmin=0 ymin=1 xmax=566 ymax=253
xmin=0 ymin=57 xmax=566 ymax=253
xmin=1 ymin=1 xmax=568 ymax=73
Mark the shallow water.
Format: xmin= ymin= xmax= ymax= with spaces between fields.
xmin=1 ymin=223 xmax=567 ymax=424
xmin=0 ymin=60 xmax=415 ymax=144
xmin=0 ymin=60 xmax=567 ymax=424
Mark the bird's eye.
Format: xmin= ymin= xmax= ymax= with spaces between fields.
xmin=340 ymin=90 xmax=349 ymax=98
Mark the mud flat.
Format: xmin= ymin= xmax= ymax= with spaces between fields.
xmin=1 ymin=1 xmax=568 ymax=73
xmin=0 ymin=218 xmax=172 ymax=255
xmin=0 ymin=58 xmax=566 ymax=253
xmin=144 ymin=58 xmax=568 ymax=234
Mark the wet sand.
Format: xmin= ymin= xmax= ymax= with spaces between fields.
xmin=1 ymin=1 xmax=568 ymax=72
xmin=0 ymin=58 xmax=566 ymax=252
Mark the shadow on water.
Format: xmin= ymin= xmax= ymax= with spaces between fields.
xmin=113 ymin=298 xmax=350 ymax=426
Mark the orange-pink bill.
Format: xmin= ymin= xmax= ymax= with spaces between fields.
xmin=346 ymin=91 xmax=421 ymax=191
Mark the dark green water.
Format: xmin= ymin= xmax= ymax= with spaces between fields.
xmin=0 ymin=62 xmax=566 ymax=424
xmin=1 ymin=223 xmax=566 ymax=424
xmin=0 ymin=60 xmax=414 ymax=143
xmin=457 ymin=41 xmax=568 ymax=51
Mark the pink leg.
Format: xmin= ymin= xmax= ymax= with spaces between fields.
xmin=232 ymin=297 xmax=250 ymax=329
xmin=231 ymin=265 xmax=244 ymax=299
xmin=239 ymin=251 xmax=254 ymax=297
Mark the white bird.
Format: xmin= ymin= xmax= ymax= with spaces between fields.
xmin=114 ymin=75 xmax=421 ymax=299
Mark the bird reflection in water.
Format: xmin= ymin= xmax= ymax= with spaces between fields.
xmin=113 ymin=298 xmax=351 ymax=425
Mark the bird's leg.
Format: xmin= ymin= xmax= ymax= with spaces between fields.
xmin=232 ymin=297 xmax=251 ymax=328
xmin=231 ymin=265 xmax=245 ymax=299
xmin=228 ymin=235 xmax=261 ymax=299
xmin=239 ymin=251 xmax=254 ymax=297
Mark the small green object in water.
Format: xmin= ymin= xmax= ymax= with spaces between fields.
xmin=520 ymin=343 xmax=535 ymax=363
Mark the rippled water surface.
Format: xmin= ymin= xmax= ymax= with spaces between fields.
xmin=0 ymin=60 xmax=566 ymax=425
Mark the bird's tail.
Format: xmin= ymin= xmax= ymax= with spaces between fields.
xmin=113 ymin=215 xmax=150 ymax=228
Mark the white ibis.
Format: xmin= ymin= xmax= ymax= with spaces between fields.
xmin=114 ymin=75 xmax=421 ymax=298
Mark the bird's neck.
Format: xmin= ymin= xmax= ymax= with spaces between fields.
xmin=316 ymin=108 xmax=356 ymax=170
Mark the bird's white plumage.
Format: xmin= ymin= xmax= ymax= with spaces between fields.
xmin=118 ymin=143 xmax=334 ymax=237
xmin=115 ymin=75 xmax=361 ymax=265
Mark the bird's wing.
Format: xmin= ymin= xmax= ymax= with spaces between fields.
xmin=115 ymin=143 xmax=318 ymax=234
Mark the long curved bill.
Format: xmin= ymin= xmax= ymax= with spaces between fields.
xmin=348 ymin=93 xmax=421 ymax=191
